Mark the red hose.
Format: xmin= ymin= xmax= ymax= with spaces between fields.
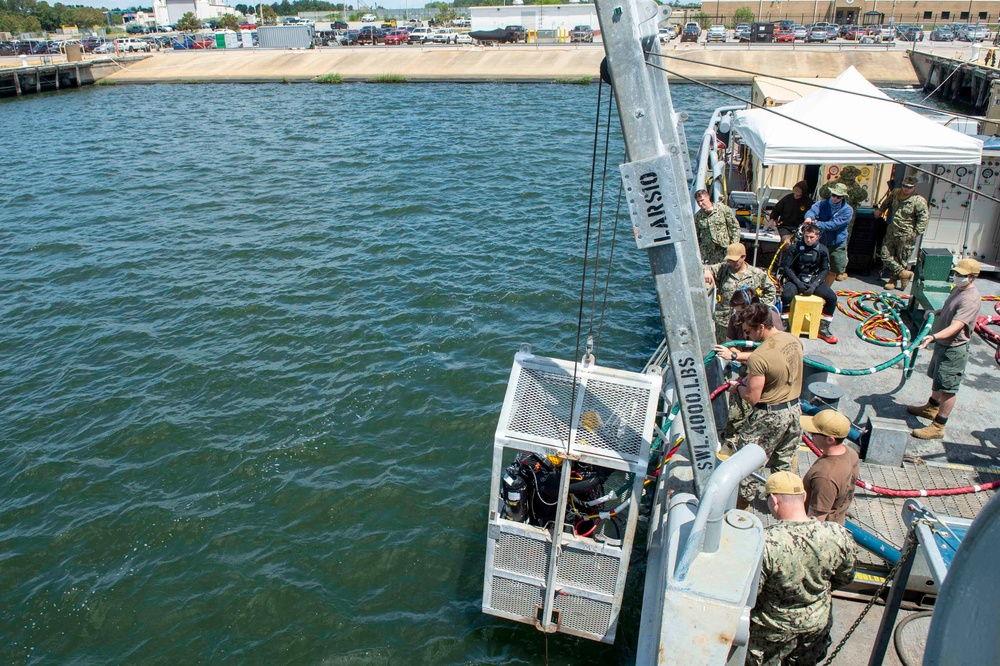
xmin=975 ymin=300 xmax=1000 ymax=367
xmin=803 ymin=434 xmax=1000 ymax=497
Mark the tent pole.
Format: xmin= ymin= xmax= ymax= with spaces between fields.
xmin=753 ymin=166 xmax=768 ymax=265
xmin=961 ymin=165 xmax=981 ymax=258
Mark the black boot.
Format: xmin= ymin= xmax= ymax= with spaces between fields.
xmin=819 ymin=319 xmax=838 ymax=344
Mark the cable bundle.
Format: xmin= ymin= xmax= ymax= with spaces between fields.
xmin=836 ymin=290 xmax=911 ymax=347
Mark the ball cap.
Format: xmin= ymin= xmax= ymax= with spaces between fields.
xmin=828 ymin=182 xmax=849 ymax=197
xmin=902 ymin=175 xmax=918 ymax=187
xmin=761 ymin=471 xmax=806 ymax=498
xmin=725 ymin=242 xmax=747 ymax=260
xmin=954 ymin=258 xmax=981 ymax=276
xmin=800 ymin=409 xmax=851 ymax=439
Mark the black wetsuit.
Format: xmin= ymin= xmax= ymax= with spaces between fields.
xmin=781 ymin=240 xmax=837 ymax=316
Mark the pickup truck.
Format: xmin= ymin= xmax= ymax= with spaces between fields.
xmin=115 ymin=38 xmax=152 ymax=52
xmin=430 ymin=27 xmax=458 ymax=44
xmin=408 ymin=27 xmax=434 ymax=43
xmin=504 ymin=25 xmax=527 ymax=42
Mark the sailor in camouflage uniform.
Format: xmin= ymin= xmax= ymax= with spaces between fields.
xmin=725 ymin=303 xmax=802 ymax=505
xmin=694 ymin=189 xmax=742 ymax=265
xmin=747 ymin=472 xmax=857 ymax=666
xmin=817 ymin=166 xmax=868 ymax=280
xmin=704 ymin=243 xmax=777 ymax=343
xmin=876 ymin=175 xmax=929 ymax=290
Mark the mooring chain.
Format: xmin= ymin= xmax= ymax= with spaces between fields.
xmin=822 ymin=520 xmax=925 ymax=665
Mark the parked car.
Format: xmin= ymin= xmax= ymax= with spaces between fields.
xmin=825 ymin=24 xmax=839 ymax=40
xmin=896 ymin=25 xmax=924 ymax=41
xmin=960 ymin=24 xmax=989 ymax=41
xmin=116 ymin=37 xmax=152 ymax=52
xmin=383 ymin=29 xmax=408 ymax=45
xmin=430 ymin=27 xmax=458 ymax=43
xmin=332 ymin=21 xmax=348 ymax=30
xmin=792 ymin=25 xmax=807 ymax=40
xmin=807 ymin=27 xmax=828 ymax=42
xmin=775 ymin=29 xmax=795 ymax=43
xmin=504 ymin=25 xmax=527 ymax=42
xmin=456 ymin=32 xmax=473 ymax=44
xmin=408 ymin=27 xmax=433 ymax=43
xmin=339 ymin=30 xmax=360 ymax=45
xmin=733 ymin=23 xmax=751 ymax=40
xmin=930 ymin=27 xmax=955 ymax=42
xmin=658 ymin=27 xmax=675 ymax=43
xmin=79 ymin=36 xmax=105 ymax=52
xmin=706 ymin=25 xmax=727 ymax=42
xmin=680 ymin=24 xmax=700 ymax=42
xmin=357 ymin=26 xmax=386 ymax=44
xmin=875 ymin=24 xmax=894 ymax=40
xmin=94 ymin=42 xmax=116 ymax=53
xmin=843 ymin=25 xmax=865 ymax=40
xmin=361 ymin=13 xmax=376 ymax=22
xmin=571 ymin=25 xmax=594 ymax=42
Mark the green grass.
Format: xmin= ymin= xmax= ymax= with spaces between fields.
xmin=95 ymin=78 xmax=117 ymax=86
xmin=314 ymin=72 xmax=343 ymax=84
xmin=555 ymin=76 xmax=592 ymax=85
xmin=367 ymin=73 xmax=406 ymax=84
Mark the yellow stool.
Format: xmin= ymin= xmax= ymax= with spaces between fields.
xmin=789 ymin=295 xmax=824 ymax=340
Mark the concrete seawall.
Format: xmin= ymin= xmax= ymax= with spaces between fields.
xmin=106 ymin=47 xmax=920 ymax=86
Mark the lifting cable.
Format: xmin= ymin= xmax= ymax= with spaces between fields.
xmin=567 ymin=76 xmax=607 ymax=433
xmin=586 ymin=85 xmax=621 ymax=360
xmin=643 ymin=50 xmax=988 ymax=124
xmin=641 ymin=59 xmax=1000 ymax=207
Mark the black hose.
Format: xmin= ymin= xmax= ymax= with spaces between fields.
xmin=893 ymin=610 xmax=934 ymax=666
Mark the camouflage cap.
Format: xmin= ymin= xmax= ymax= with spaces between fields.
xmin=761 ymin=471 xmax=806 ymax=498
xmin=828 ymin=182 xmax=849 ymax=197
xmin=839 ymin=165 xmax=862 ymax=180
xmin=902 ymin=176 xmax=918 ymax=187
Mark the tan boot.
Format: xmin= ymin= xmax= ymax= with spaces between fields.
xmin=912 ymin=421 xmax=946 ymax=440
xmin=884 ymin=277 xmax=897 ymax=290
xmin=907 ymin=402 xmax=940 ymax=419
xmin=836 ymin=273 xmax=848 ymax=281
xmin=899 ymin=270 xmax=914 ymax=290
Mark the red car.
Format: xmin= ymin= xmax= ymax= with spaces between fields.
xmin=843 ymin=25 xmax=865 ymax=40
xmin=384 ymin=29 xmax=409 ymax=45
xmin=775 ymin=29 xmax=795 ymax=43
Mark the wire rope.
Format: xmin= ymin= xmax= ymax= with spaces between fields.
xmin=567 ymin=76 xmax=606 ymax=438
xmin=587 ymin=82 xmax=617 ymax=342
xmin=643 ymin=50 xmax=987 ymax=124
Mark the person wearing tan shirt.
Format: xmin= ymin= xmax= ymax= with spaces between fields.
xmin=800 ymin=410 xmax=859 ymax=525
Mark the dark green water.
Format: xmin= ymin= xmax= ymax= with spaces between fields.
xmin=1 ymin=81 xmax=745 ymax=664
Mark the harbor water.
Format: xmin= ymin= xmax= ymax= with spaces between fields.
xmin=0 ymin=81 xmax=922 ymax=664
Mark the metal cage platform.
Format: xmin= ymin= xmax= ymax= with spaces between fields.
xmin=482 ymin=345 xmax=662 ymax=643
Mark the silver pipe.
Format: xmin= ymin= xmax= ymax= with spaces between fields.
xmin=674 ymin=443 xmax=766 ymax=580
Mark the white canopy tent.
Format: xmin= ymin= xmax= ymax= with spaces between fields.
xmin=731 ymin=67 xmax=983 ymax=166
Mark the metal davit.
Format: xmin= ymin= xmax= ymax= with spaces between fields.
xmin=481 ymin=345 xmax=662 ymax=642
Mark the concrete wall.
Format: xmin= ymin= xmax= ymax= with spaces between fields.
xmin=104 ymin=48 xmax=919 ymax=85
